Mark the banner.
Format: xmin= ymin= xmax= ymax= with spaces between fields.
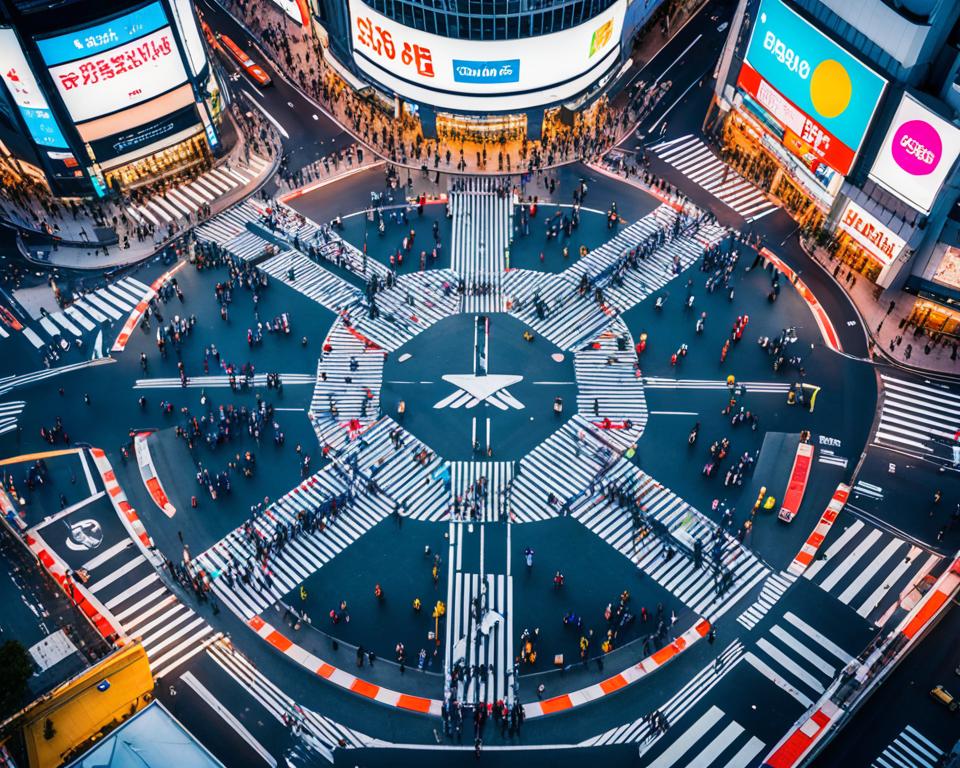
xmin=868 ymin=93 xmax=960 ymax=214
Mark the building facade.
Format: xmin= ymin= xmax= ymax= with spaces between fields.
xmin=710 ymin=0 xmax=960 ymax=333
xmin=310 ymin=0 xmax=668 ymax=140
xmin=0 ymin=0 xmax=224 ymax=197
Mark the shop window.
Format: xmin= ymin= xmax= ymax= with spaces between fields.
xmin=932 ymin=247 xmax=960 ymax=290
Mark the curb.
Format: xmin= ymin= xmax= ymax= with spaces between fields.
xmin=787 ymin=484 xmax=850 ymax=576
xmin=23 ymin=527 xmax=121 ymax=641
xmin=112 ymin=260 xmax=188 ymax=352
xmin=89 ymin=447 xmax=157 ymax=559
xmin=525 ymin=618 xmax=711 ymax=719
xmin=134 ymin=433 xmax=176 ymax=518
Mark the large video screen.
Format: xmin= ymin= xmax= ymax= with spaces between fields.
xmin=0 ymin=27 xmax=69 ymax=148
xmin=740 ymin=0 xmax=886 ymax=176
xmin=347 ymin=0 xmax=625 ymax=110
xmin=37 ymin=3 xmax=189 ymax=123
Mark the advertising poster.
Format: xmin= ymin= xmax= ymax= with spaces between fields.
xmin=0 ymin=27 xmax=70 ymax=148
xmin=868 ymin=94 xmax=960 ymax=214
xmin=738 ymin=0 xmax=886 ymax=181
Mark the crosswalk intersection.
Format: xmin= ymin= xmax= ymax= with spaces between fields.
xmin=5 ymin=276 xmax=151 ymax=351
xmin=81 ymin=539 xmax=220 ymax=680
xmin=258 ymin=250 xmax=361 ymax=313
xmin=650 ymin=135 xmax=777 ymax=221
xmin=195 ymin=469 xmax=390 ymax=620
xmin=450 ymin=178 xmax=511 ymax=313
xmin=873 ymin=726 xmax=945 ymax=768
xmin=584 ymin=639 xmax=747 ymax=746
xmin=874 ymin=374 xmax=960 ymax=456
xmin=0 ymin=400 xmax=25 ymax=436
xmin=504 ymin=204 xmax=726 ymax=349
xmin=574 ymin=317 xmax=648 ymax=449
xmin=571 ymin=461 xmax=770 ymax=619
xmin=741 ymin=610 xmax=852 ymax=710
xmin=736 ymin=571 xmax=796 ymax=630
xmin=802 ymin=518 xmax=941 ymax=625
xmin=126 ymin=155 xmax=270 ymax=227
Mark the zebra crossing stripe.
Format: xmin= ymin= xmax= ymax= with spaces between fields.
xmin=736 ymin=571 xmax=796 ymax=629
xmin=135 ymin=373 xmax=316 ymax=388
xmin=787 ymin=484 xmax=850 ymax=576
xmin=872 ymin=726 xmax=945 ymax=768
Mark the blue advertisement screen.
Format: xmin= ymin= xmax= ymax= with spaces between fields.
xmin=744 ymin=0 xmax=886 ymax=153
xmin=37 ymin=2 xmax=168 ymax=66
xmin=452 ymin=59 xmax=520 ymax=85
xmin=21 ymin=106 xmax=68 ymax=148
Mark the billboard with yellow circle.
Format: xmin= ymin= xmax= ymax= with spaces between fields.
xmin=744 ymin=0 xmax=886 ymax=157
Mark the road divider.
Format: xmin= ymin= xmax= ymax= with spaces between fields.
xmin=134 ymin=433 xmax=176 ymax=518
xmin=787 ymin=484 xmax=850 ymax=576
xmin=89 ymin=448 xmax=156 ymax=556
xmin=112 ymin=261 xmax=188 ymax=352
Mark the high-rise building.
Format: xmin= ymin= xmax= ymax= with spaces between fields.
xmin=0 ymin=0 xmax=224 ymax=197
xmin=711 ymin=0 xmax=960 ymax=337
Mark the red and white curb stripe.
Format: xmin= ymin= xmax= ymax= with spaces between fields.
xmin=24 ymin=528 xmax=120 ymax=642
xmin=134 ymin=432 xmax=176 ymax=518
xmin=787 ymin=484 xmax=850 ymax=576
xmin=762 ymin=555 xmax=960 ymax=767
xmin=247 ymin=615 xmax=443 ymax=716
xmin=525 ymin=618 xmax=711 ymax=718
xmin=89 ymin=447 xmax=156 ymax=554
xmin=112 ymin=260 xmax=188 ymax=352
xmin=760 ymin=248 xmax=843 ymax=353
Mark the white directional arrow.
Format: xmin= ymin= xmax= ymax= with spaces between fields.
xmin=434 ymin=374 xmax=525 ymax=410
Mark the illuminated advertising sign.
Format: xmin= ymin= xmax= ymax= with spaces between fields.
xmin=36 ymin=3 xmax=169 ymax=66
xmin=837 ymin=199 xmax=905 ymax=267
xmin=48 ymin=27 xmax=188 ymax=123
xmin=169 ymin=0 xmax=209 ymax=77
xmin=868 ymin=94 xmax=960 ymax=214
xmin=743 ymin=0 xmax=886 ymax=166
xmin=348 ymin=0 xmax=625 ymax=110
xmin=89 ymin=103 xmax=198 ymax=159
xmin=0 ymin=27 xmax=69 ymax=148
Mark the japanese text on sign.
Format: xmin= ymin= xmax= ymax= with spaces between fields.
xmin=354 ymin=15 xmax=434 ymax=77
xmin=56 ymin=32 xmax=174 ymax=91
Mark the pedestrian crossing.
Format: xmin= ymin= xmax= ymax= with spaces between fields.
xmin=872 ymin=726 xmax=945 ymax=768
xmin=643 ymin=377 xmax=791 ymax=393
xmin=450 ymin=179 xmax=511 ymax=313
xmin=309 ymin=318 xmax=385 ymax=449
xmin=195 ymin=199 xmax=264 ymax=247
xmin=650 ymin=135 xmax=778 ymax=221
xmin=736 ymin=571 xmax=796 ymax=630
xmin=741 ymin=610 xmax=852 ymax=710
xmin=574 ymin=318 xmax=648 ymax=449
xmin=0 ymin=400 xmax=25 ymax=436
xmin=508 ymin=416 xmax=618 ymax=523
xmin=194 ymin=469 xmax=390 ymax=620
xmin=135 ymin=373 xmax=316 ymax=389
xmin=447 ymin=570 xmax=513 ymax=705
xmin=503 ymin=204 xmax=726 ymax=350
xmin=82 ymin=540 xmax=220 ymax=680
xmin=874 ymin=374 xmax=960 ymax=457
xmin=350 ymin=269 xmax=463 ymax=351
xmin=637 ymin=705 xmax=766 ymax=768
xmin=258 ymin=250 xmax=361 ymax=313
xmin=584 ymin=639 xmax=746 ymax=746
xmin=802 ymin=518 xmax=941 ymax=625
xmin=346 ymin=418 xmax=450 ymax=522
xmin=204 ymin=639 xmax=370 ymax=750
xmin=3 ymin=276 xmax=151 ymax=351
xmin=126 ymin=155 xmax=269 ymax=227
xmin=571 ymin=460 xmax=770 ymax=619
xmin=448 ymin=461 xmax=513 ymax=523
xmin=0 ymin=357 xmax=113 ymax=397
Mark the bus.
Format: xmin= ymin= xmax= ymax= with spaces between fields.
xmin=217 ymin=34 xmax=272 ymax=87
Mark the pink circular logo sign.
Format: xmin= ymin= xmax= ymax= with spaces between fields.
xmin=891 ymin=119 xmax=942 ymax=176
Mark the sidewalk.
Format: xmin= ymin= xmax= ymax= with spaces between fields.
xmin=800 ymin=239 xmax=960 ymax=374
xmin=212 ymin=0 xmax=628 ymax=175
xmin=9 ymin=110 xmax=281 ymax=271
